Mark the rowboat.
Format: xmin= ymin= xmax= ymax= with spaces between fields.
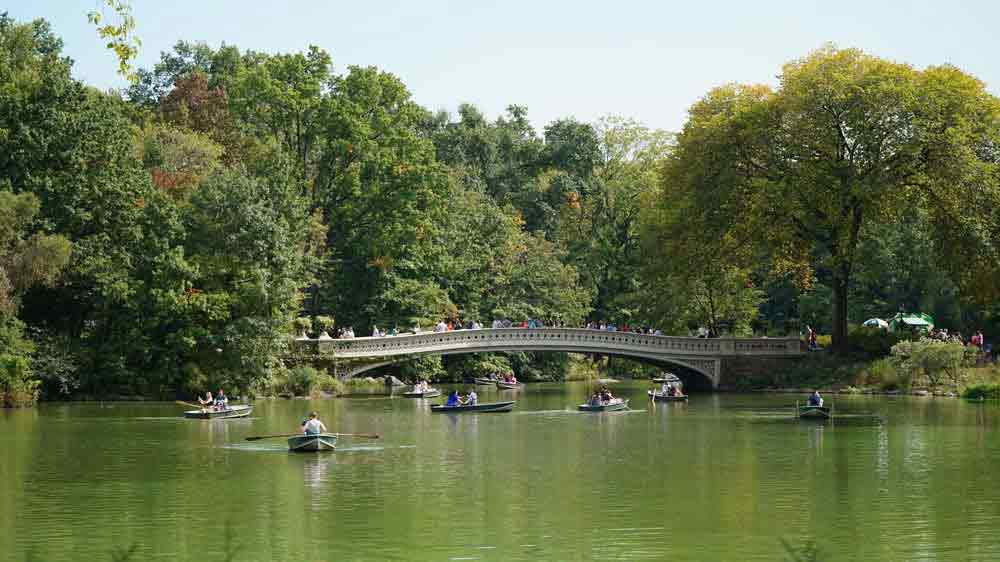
xmin=287 ymin=433 xmax=338 ymax=452
xmin=402 ymin=389 xmax=441 ymax=398
xmin=798 ymin=405 xmax=831 ymax=419
xmin=652 ymin=372 xmax=680 ymax=384
xmin=495 ymin=381 xmax=521 ymax=390
xmin=578 ymin=399 xmax=630 ymax=412
xmin=473 ymin=377 xmax=497 ymax=385
xmin=648 ymin=390 xmax=688 ymax=402
xmin=183 ymin=405 xmax=253 ymax=419
xmin=431 ymin=401 xmax=515 ymax=413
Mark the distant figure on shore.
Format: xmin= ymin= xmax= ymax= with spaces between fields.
xmin=301 ymin=412 xmax=327 ymax=435
xmin=807 ymin=390 xmax=823 ymax=407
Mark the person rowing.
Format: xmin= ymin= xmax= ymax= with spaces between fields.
xmin=446 ymin=390 xmax=461 ymax=407
xmin=807 ymin=390 xmax=823 ymax=407
xmin=197 ymin=391 xmax=214 ymax=410
xmin=301 ymin=412 xmax=327 ymax=435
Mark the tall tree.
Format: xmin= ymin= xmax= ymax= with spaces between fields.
xmin=650 ymin=46 xmax=1000 ymax=351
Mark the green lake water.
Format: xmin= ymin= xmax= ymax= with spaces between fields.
xmin=3 ymin=382 xmax=1000 ymax=561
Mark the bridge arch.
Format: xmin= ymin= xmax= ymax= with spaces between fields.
xmin=342 ymin=350 xmax=719 ymax=389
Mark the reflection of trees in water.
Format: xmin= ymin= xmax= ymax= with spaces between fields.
xmin=807 ymin=424 xmax=824 ymax=453
xmin=22 ymin=522 xmax=244 ymax=562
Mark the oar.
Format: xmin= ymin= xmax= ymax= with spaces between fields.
xmin=245 ymin=432 xmax=380 ymax=441
xmin=176 ymin=400 xmax=205 ymax=410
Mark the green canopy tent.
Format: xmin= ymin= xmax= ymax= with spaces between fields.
xmin=887 ymin=312 xmax=934 ymax=333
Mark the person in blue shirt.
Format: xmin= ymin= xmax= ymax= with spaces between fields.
xmin=807 ymin=391 xmax=823 ymax=407
xmin=446 ymin=390 xmax=461 ymax=407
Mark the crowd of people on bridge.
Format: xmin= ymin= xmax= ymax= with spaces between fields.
xmin=327 ymin=318 xmax=677 ymax=339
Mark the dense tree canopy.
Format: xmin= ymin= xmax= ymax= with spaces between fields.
xmin=648 ymin=46 xmax=1000 ymax=351
xmin=3 ymin=14 xmax=999 ymax=403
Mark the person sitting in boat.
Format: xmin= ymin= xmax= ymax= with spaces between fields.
xmin=446 ymin=390 xmax=461 ymax=407
xmin=589 ymin=391 xmax=602 ymax=406
xmin=301 ymin=412 xmax=327 ymax=435
xmin=600 ymin=386 xmax=613 ymax=403
xmin=465 ymin=389 xmax=478 ymax=406
xmin=197 ymin=391 xmax=214 ymax=410
xmin=808 ymin=390 xmax=823 ymax=407
xmin=660 ymin=383 xmax=670 ymax=396
xmin=214 ymin=388 xmax=229 ymax=410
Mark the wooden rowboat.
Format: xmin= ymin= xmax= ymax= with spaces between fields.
xmin=431 ymin=401 xmax=515 ymax=413
xmin=287 ymin=433 xmax=338 ymax=452
xmin=183 ymin=405 xmax=253 ymax=420
xmin=798 ymin=405 xmax=831 ymax=419
xmin=402 ymin=389 xmax=441 ymax=398
xmin=578 ymin=399 xmax=630 ymax=412
xmin=495 ymin=381 xmax=521 ymax=390
xmin=648 ymin=390 xmax=688 ymax=402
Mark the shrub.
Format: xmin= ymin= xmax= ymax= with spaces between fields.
xmin=0 ymin=316 xmax=40 ymax=407
xmin=313 ymin=316 xmax=334 ymax=335
xmin=962 ymin=384 xmax=1000 ymax=400
xmin=287 ymin=366 xmax=319 ymax=396
xmin=848 ymin=326 xmax=906 ymax=357
xmin=889 ymin=338 xmax=977 ymax=387
xmin=292 ymin=317 xmax=313 ymax=337
xmin=26 ymin=329 xmax=81 ymax=400
xmin=859 ymin=357 xmax=898 ymax=387
xmin=314 ymin=374 xmax=343 ymax=395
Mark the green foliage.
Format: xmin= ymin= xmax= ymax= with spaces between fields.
xmin=962 ymin=383 xmax=1000 ymax=400
xmin=889 ymin=338 xmax=978 ymax=387
xmin=6 ymin=14 xmax=1000 ymax=400
xmin=399 ymin=355 xmax=445 ymax=382
xmin=313 ymin=316 xmax=334 ymax=334
xmin=847 ymin=326 xmax=906 ymax=358
xmin=286 ymin=366 xmax=319 ymax=396
xmin=0 ymin=315 xmax=38 ymax=407
xmin=648 ymin=45 xmax=1000 ymax=351
xmin=87 ymin=0 xmax=141 ymax=81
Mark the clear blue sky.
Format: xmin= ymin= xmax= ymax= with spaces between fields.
xmin=8 ymin=0 xmax=1000 ymax=132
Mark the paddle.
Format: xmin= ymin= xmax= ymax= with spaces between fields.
xmin=245 ymin=432 xmax=380 ymax=441
xmin=176 ymin=400 xmax=206 ymax=410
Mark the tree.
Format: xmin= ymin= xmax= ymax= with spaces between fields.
xmin=87 ymin=0 xmax=141 ymax=81
xmin=651 ymin=46 xmax=1000 ymax=352
xmin=0 ymin=189 xmax=70 ymax=406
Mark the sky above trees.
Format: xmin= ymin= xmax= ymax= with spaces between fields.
xmin=8 ymin=0 xmax=1000 ymax=131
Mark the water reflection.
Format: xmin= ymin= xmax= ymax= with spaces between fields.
xmin=7 ymin=387 xmax=1000 ymax=561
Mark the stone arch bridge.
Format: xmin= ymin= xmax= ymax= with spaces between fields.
xmin=298 ymin=328 xmax=802 ymax=389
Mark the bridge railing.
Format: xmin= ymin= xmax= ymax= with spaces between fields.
xmin=301 ymin=328 xmax=801 ymax=359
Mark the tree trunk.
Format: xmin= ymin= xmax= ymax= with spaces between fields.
xmin=831 ymin=276 xmax=850 ymax=354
